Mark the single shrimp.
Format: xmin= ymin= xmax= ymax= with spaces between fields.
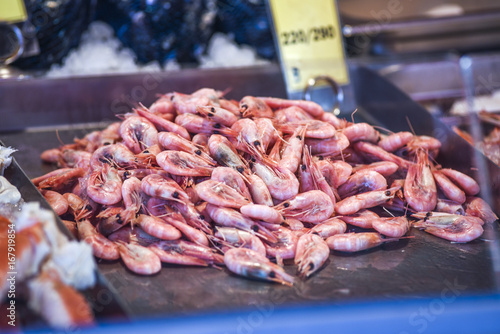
xmin=208 ymin=134 xmax=249 ymax=174
xmin=149 ymin=96 xmax=176 ymax=120
xmin=135 ymin=104 xmax=191 ymax=140
xmin=255 ymin=117 xmax=279 ymax=151
xmin=464 ymin=196 xmax=498 ymax=224
xmin=295 ymin=233 xmax=330 ymax=278
xmin=206 ymin=204 xmax=277 ymax=243
xmin=121 ymin=176 xmax=143 ymax=223
xmin=175 ymin=113 xmax=237 ymax=137
xmin=302 ymin=146 xmax=337 ymax=205
xmin=239 ymin=96 xmax=274 ymax=118
xmin=224 ymin=248 xmax=294 ymax=286
xmin=337 ymin=170 xmax=387 ymax=198
xmin=196 ymin=179 xmax=251 ymax=209
xmin=87 ymin=165 xmax=123 ymax=205
xmin=337 ymin=209 xmax=380 ymax=229
xmin=378 ymin=131 xmax=414 ymax=152
xmin=372 ymin=216 xmax=409 ymax=238
xmin=170 ymin=88 xmax=221 ymax=114
xmin=211 ymin=166 xmax=252 ymax=200
xmin=119 ymin=115 xmax=159 ymax=154
xmin=246 ymin=174 xmax=274 ymax=206
xmin=196 ymin=105 xmax=239 ymax=127
xmin=158 ymin=132 xmax=215 ymax=165
xmin=219 ymin=98 xmax=240 ymax=116
xmin=351 ymin=161 xmax=399 ymax=177
xmin=40 ymin=148 xmax=61 ymax=164
xmin=63 ymin=193 xmax=94 ymax=221
xmin=432 ymin=169 xmax=466 ymax=204
xmin=96 ymin=205 xmax=129 ymax=237
xmin=342 ymin=123 xmax=380 ymax=143
xmin=309 ymin=218 xmax=346 ymax=238
xmin=137 ymin=214 xmax=181 ymax=240
xmin=305 ymin=132 xmax=350 ymax=156
xmin=280 ymin=120 xmax=336 ymax=139
xmin=156 ymin=150 xmax=215 ymax=177
xmin=404 ymin=149 xmax=437 ymax=212
xmin=141 ymin=174 xmax=189 ymax=203
xmin=274 ymin=190 xmax=334 ymax=224
xmin=319 ymin=160 xmax=352 ymax=188
xmin=320 ymin=111 xmax=348 ymax=129
xmin=41 ymin=190 xmax=68 ymax=216
xmin=192 ymin=133 xmax=210 ymax=148
xmin=407 ymin=136 xmax=441 ymax=156
xmin=326 ymin=232 xmax=401 ymax=252
xmin=213 ymin=227 xmax=266 ymax=256
xmin=231 ymin=118 xmax=265 ymax=156
xmin=240 ymin=204 xmax=284 ymax=224
xmin=89 ymin=143 xmax=138 ymax=170
xmin=257 ymin=96 xmax=324 ymax=118
xmin=265 ymin=226 xmax=298 ymax=260
xmin=412 ymin=212 xmax=483 ymax=242
xmin=275 ymin=105 xmax=313 ymax=123
xmin=37 ymin=168 xmax=85 ymax=191
xmin=436 ymin=198 xmax=465 ymax=215
xmin=298 ymin=162 xmax=315 ymax=193
xmin=251 ymin=160 xmax=299 ymax=201
xmin=59 ymin=149 xmax=92 ymax=170
xmin=149 ymin=239 xmax=224 ymax=265
xmin=116 ymin=241 xmax=162 ymax=275
xmin=77 ymin=219 xmax=120 ymax=260
xmin=439 ymin=168 xmax=480 ymax=196
xmin=353 ymin=141 xmax=412 ymax=170
xmin=278 ymin=126 xmax=307 ymax=173
xmin=335 ymin=186 xmax=400 ymax=216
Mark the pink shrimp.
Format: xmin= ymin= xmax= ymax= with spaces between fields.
xmin=77 ymin=219 xmax=120 ymax=260
xmin=320 ymin=111 xmax=348 ymax=129
xmin=274 ymin=190 xmax=334 ymax=224
xmin=158 ymin=132 xmax=215 ymax=164
xmin=96 ymin=206 xmax=129 ymax=236
xmin=156 ymin=150 xmax=215 ymax=177
xmin=412 ymin=212 xmax=483 ymax=242
xmin=196 ymin=179 xmax=251 ymax=209
xmin=326 ymin=232 xmax=401 ymax=252
xmin=137 ymin=214 xmax=181 ymax=240
xmin=63 ymin=193 xmax=94 ymax=221
xmin=211 ymin=166 xmax=252 ymax=200
xmin=87 ymin=165 xmax=122 ymax=205
xmin=141 ymin=174 xmax=189 ymax=203
xmin=321 ymin=160 xmax=352 ymax=188
xmin=108 ymin=226 xmax=161 ymax=246
xmin=224 ymin=248 xmax=294 ymax=286
xmin=117 ymin=241 xmax=162 ymax=275
xmin=338 ymin=170 xmax=387 ymax=198
xmin=264 ymin=226 xmax=298 ymax=260
xmin=175 ymin=113 xmax=237 ymax=137
xmin=205 ymin=204 xmax=277 ymax=243
xmin=335 ymin=186 xmax=400 ymax=216
xmin=119 ymin=115 xmax=159 ymax=154
xmin=170 ymin=88 xmax=221 ymax=114
xmin=257 ymin=96 xmax=324 ymax=118
xmin=404 ymin=149 xmax=437 ymax=212
xmin=351 ymin=161 xmax=399 ymax=177
xmin=302 ymin=146 xmax=337 ymax=205
xmin=255 ymin=117 xmax=279 ymax=151
xmin=407 ymin=136 xmax=441 ymax=155
xmin=432 ymin=169 xmax=466 ymax=204
xmin=372 ymin=216 xmax=409 ymax=238
xmin=353 ymin=141 xmax=412 ymax=170
xmin=436 ymin=199 xmax=465 ymax=215
xmin=275 ymin=106 xmax=313 ymax=123
xmin=135 ymin=105 xmax=191 ymax=140
xmin=378 ymin=131 xmax=414 ymax=152
xmin=239 ymin=96 xmax=274 ymax=118
xmin=464 ymin=196 xmax=498 ymax=224
xmin=219 ymin=99 xmax=240 ymax=115
xmin=149 ymin=96 xmax=175 ymax=120
xmin=213 ymin=227 xmax=266 ymax=256
xmin=240 ymin=204 xmax=284 ymax=224
xmin=121 ymin=176 xmax=143 ymax=221
xmin=295 ymin=233 xmax=330 ymax=278
xmin=41 ymin=190 xmax=68 ymax=216
xmin=281 ymin=120 xmax=336 ymax=139
xmin=59 ymin=149 xmax=92 ymax=170
xmin=439 ymin=168 xmax=480 ymax=196
xmin=342 ymin=123 xmax=380 ymax=143
xmin=309 ymin=218 xmax=346 ymax=238
xmin=251 ymin=160 xmax=299 ymax=201
xmin=305 ymin=132 xmax=350 ymax=156
xmin=169 ymin=201 xmax=213 ymax=235
xmin=246 ymin=174 xmax=274 ymax=206
xmin=150 ymin=239 xmax=223 ymax=265
xmin=231 ymin=118 xmax=265 ymax=156
xmin=337 ymin=209 xmax=380 ymax=229
xmin=192 ymin=133 xmax=210 ymax=148
xmin=89 ymin=143 xmax=138 ymax=170
xmin=279 ymin=126 xmax=307 ymax=173
xmin=196 ymin=105 xmax=239 ymax=127
xmin=208 ymin=134 xmax=249 ymax=174
xmin=36 ymin=168 xmax=85 ymax=191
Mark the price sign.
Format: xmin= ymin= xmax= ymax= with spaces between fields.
xmin=0 ymin=0 xmax=27 ymax=23
xmin=268 ymin=0 xmax=349 ymax=99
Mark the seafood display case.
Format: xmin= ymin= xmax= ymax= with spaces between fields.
xmin=0 ymin=64 xmax=500 ymax=333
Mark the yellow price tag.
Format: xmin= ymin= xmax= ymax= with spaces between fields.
xmin=0 ymin=0 xmax=27 ymax=23
xmin=269 ymin=0 xmax=349 ymax=94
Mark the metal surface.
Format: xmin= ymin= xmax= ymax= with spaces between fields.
xmin=1 ymin=66 xmax=499 ymax=328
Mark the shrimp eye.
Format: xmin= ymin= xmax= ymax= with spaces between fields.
xmin=254 ymin=140 xmax=261 ymax=146
xmin=309 ymin=263 xmax=315 ymax=270
xmin=236 ymin=166 xmax=244 ymax=173
xmin=252 ymin=225 xmax=259 ymax=232
xmin=195 ymin=149 xmax=202 ymax=155
xmin=199 ymin=214 xmax=206 ymax=221
xmin=123 ymin=171 xmax=130 ymax=179
xmin=249 ymin=162 xmax=254 ymax=169
xmin=241 ymin=104 xmax=248 ymax=110
xmin=296 ymin=135 xmax=302 ymax=140
xmin=283 ymin=202 xmax=290 ymax=208
xmin=385 ymin=190 xmax=391 ymax=196
xmin=213 ymin=130 xmax=220 ymax=134
xmin=214 ymin=123 xmax=221 ymax=129
xmin=301 ymin=164 xmax=306 ymax=171
xmin=99 ymin=157 xmax=108 ymax=164
xmin=268 ymin=271 xmax=276 ymax=278
xmin=103 ymin=142 xmax=111 ymax=146
xmin=85 ymin=205 xmax=93 ymax=211
xmin=211 ymin=107 xmax=215 ymax=113
xmin=172 ymin=191 xmax=180 ymax=199
xmin=170 ymin=95 xmax=174 ymax=101
xmin=251 ymin=157 xmax=256 ymax=162
xmin=318 ymin=155 xmax=324 ymax=160
xmin=312 ymin=231 xmax=320 ymax=236
xmin=116 ymin=214 xmax=123 ymax=224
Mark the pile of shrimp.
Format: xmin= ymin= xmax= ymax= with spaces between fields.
xmin=33 ymin=88 xmax=498 ymax=286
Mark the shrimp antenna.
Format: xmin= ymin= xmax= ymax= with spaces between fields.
xmin=350 ymin=108 xmax=358 ymax=124
xmin=382 ymin=206 xmax=395 ymax=218
xmin=405 ymin=116 xmax=416 ymax=135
